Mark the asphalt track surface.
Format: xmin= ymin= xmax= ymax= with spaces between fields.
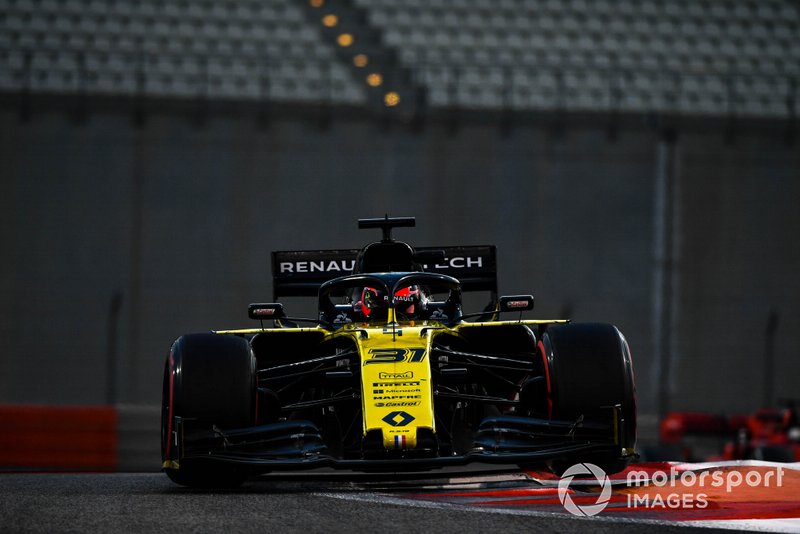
xmin=0 ymin=470 xmax=736 ymax=534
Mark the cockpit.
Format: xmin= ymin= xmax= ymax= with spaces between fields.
xmin=318 ymin=272 xmax=462 ymax=326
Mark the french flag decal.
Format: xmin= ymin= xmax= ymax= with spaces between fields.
xmin=394 ymin=435 xmax=406 ymax=449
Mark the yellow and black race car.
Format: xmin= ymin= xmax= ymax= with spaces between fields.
xmin=161 ymin=216 xmax=636 ymax=487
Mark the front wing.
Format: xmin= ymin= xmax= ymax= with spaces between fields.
xmin=164 ymin=410 xmax=631 ymax=473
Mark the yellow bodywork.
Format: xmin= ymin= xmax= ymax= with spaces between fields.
xmin=216 ymin=316 xmax=567 ymax=451
xmin=355 ymin=321 xmax=435 ymax=449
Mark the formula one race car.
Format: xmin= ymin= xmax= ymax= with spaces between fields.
xmin=656 ymin=402 xmax=800 ymax=463
xmin=161 ymin=216 xmax=636 ymax=487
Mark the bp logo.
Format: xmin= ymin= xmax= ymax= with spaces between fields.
xmin=557 ymin=463 xmax=612 ymax=516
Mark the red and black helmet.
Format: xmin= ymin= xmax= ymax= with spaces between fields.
xmin=360 ymin=287 xmax=388 ymax=317
xmin=359 ymin=285 xmax=424 ymax=318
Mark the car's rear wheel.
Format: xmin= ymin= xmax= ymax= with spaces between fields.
xmin=161 ymin=333 xmax=256 ymax=487
xmin=539 ymin=323 xmax=636 ymax=475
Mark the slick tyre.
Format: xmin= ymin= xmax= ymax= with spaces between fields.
xmin=161 ymin=333 xmax=256 ymax=488
xmin=540 ymin=323 xmax=636 ymax=475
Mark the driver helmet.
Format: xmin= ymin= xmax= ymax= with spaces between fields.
xmin=393 ymin=285 xmax=425 ymax=319
xmin=360 ymin=287 xmax=388 ymax=317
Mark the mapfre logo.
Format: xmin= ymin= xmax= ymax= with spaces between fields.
xmin=557 ymin=463 xmax=613 ymax=517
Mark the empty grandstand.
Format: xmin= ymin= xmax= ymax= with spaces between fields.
xmin=2 ymin=0 xmax=798 ymax=118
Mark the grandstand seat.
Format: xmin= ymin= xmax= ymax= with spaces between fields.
xmin=1 ymin=0 xmax=798 ymax=118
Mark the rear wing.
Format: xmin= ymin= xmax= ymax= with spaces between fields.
xmin=272 ymin=245 xmax=497 ymax=299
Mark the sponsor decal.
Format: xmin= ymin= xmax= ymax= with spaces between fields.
xmin=278 ymin=260 xmax=356 ymax=273
xmin=371 ymin=378 xmax=423 ymax=408
xmin=421 ymin=256 xmax=484 ymax=270
xmin=251 ymin=308 xmax=277 ymax=316
xmin=379 ymin=371 xmax=414 ymax=380
xmin=505 ymin=300 xmax=530 ymax=309
xmin=381 ymin=411 xmax=415 ymax=427
xmin=373 ymin=387 xmax=421 ymax=394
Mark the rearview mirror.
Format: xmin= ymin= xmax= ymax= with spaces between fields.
xmin=248 ymin=303 xmax=285 ymax=320
xmin=498 ymin=295 xmax=534 ymax=312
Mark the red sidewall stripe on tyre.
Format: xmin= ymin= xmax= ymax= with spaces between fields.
xmin=537 ymin=340 xmax=553 ymax=419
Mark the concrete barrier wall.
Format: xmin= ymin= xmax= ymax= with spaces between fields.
xmin=1 ymin=102 xmax=798 ymax=423
xmin=116 ymin=404 xmax=160 ymax=472
xmin=673 ymin=130 xmax=800 ymax=412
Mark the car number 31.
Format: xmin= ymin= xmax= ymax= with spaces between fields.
xmin=364 ymin=348 xmax=427 ymax=365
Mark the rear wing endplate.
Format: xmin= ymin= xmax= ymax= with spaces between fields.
xmin=272 ymin=245 xmax=497 ymax=299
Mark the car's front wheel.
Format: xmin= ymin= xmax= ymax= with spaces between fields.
xmin=540 ymin=323 xmax=636 ymax=475
xmin=161 ymin=333 xmax=256 ymax=487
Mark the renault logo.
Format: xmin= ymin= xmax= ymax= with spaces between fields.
xmin=382 ymin=411 xmax=415 ymax=427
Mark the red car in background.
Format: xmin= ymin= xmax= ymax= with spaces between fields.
xmin=656 ymin=402 xmax=800 ymax=463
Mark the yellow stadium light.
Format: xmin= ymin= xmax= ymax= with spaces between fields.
xmin=337 ymin=33 xmax=354 ymax=47
xmin=366 ymin=73 xmax=383 ymax=87
xmin=384 ymin=91 xmax=401 ymax=107
xmin=322 ymin=14 xmax=338 ymax=27
xmin=310 ymin=0 xmax=324 ymax=7
xmin=353 ymin=54 xmax=368 ymax=68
